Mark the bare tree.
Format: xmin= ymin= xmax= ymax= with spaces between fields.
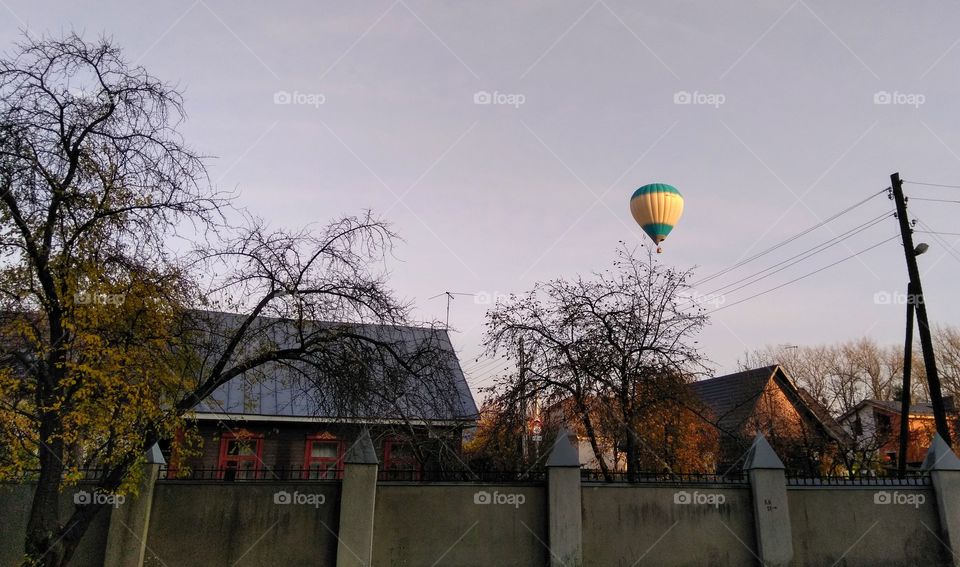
xmin=483 ymin=245 xmax=710 ymax=481
xmin=0 ymin=34 xmax=462 ymax=566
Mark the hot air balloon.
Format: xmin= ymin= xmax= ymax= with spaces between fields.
xmin=629 ymin=183 xmax=684 ymax=253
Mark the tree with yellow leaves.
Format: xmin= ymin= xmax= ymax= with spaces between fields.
xmin=1 ymin=34 xmax=439 ymax=566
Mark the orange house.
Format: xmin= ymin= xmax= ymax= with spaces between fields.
xmin=838 ymin=398 xmax=958 ymax=471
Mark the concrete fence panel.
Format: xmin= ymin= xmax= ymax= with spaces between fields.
xmin=143 ymin=482 xmax=341 ymax=566
xmin=372 ymin=484 xmax=547 ymax=567
xmin=581 ymin=485 xmax=755 ymax=567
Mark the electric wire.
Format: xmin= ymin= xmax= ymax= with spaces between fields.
xmin=914 ymin=220 xmax=960 ymax=264
xmin=691 ymin=212 xmax=892 ymax=302
xmin=913 ymin=217 xmax=960 ymax=265
xmin=693 ymin=189 xmax=889 ymax=287
xmin=910 ymin=197 xmax=960 ymax=204
xmin=710 ymin=235 xmax=900 ymax=314
xmin=462 ymin=358 xmax=502 ymax=373
xmin=904 ymin=180 xmax=960 ymax=189
xmin=916 ymin=230 xmax=960 ymax=237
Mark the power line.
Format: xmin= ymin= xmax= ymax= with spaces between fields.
xmin=462 ymin=358 xmax=503 ymax=373
xmin=694 ymin=212 xmax=891 ymax=301
xmin=693 ymin=189 xmax=888 ymax=287
xmin=910 ymin=197 xmax=960 ymax=204
xmin=467 ymin=364 xmax=511 ymax=387
xmin=913 ymin=217 xmax=960 ymax=265
xmin=916 ymin=230 xmax=960 ymax=237
xmin=710 ymin=234 xmax=899 ymax=314
xmin=904 ymin=180 xmax=960 ymax=189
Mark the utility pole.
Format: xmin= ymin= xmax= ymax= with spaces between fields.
xmin=518 ymin=337 xmax=528 ymax=465
xmin=890 ymin=172 xmax=951 ymax=445
xmin=898 ymin=280 xmax=914 ymax=478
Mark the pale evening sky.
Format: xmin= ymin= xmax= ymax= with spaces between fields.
xmin=3 ymin=1 xmax=959 ymax=397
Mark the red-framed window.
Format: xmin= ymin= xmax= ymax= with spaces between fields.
xmin=165 ymin=428 xmax=186 ymax=477
xmin=304 ymin=433 xmax=344 ymax=480
xmin=383 ymin=438 xmax=421 ymax=480
xmin=217 ymin=431 xmax=263 ymax=481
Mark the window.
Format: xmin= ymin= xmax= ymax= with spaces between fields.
xmin=853 ymin=415 xmax=863 ymax=436
xmin=885 ymin=452 xmax=898 ymax=467
xmin=217 ymin=432 xmax=263 ymax=481
xmin=383 ymin=439 xmax=421 ymax=480
xmin=876 ymin=413 xmax=892 ymax=436
xmin=304 ymin=434 xmax=344 ymax=480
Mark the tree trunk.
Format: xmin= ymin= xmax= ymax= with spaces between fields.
xmin=577 ymin=401 xmax=611 ymax=481
xmin=24 ymin=412 xmax=66 ymax=567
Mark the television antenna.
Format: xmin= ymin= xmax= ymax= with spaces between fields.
xmin=427 ymin=291 xmax=475 ymax=329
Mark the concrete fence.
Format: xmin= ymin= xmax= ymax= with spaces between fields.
xmin=2 ymin=430 xmax=960 ymax=566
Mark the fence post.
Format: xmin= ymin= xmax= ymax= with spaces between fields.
xmin=744 ymin=433 xmax=793 ymax=567
xmin=546 ymin=427 xmax=583 ymax=567
xmin=103 ymin=444 xmax=164 ymax=567
xmin=923 ymin=433 xmax=960 ymax=565
xmin=336 ymin=429 xmax=379 ymax=567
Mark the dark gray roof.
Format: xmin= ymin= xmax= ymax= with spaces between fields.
xmin=689 ymin=366 xmax=777 ymax=436
xmin=190 ymin=311 xmax=478 ymax=423
xmin=851 ymin=399 xmax=936 ymax=417
xmin=690 ymin=365 xmax=848 ymax=444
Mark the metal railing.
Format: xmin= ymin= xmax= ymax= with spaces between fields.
xmin=580 ymin=469 xmax=749 ymax=485
xmin=378 ymin=469 xmax=546 ymax=483
xmin=158 ymin=466 xmax=343 ymax=482
xmin=2 ymin=468 xmax=110 ymax=482
xmin=786 ymin=471 xmax=931 ymax=487
xmin=157 ymin=466 xmax=548 ymax=483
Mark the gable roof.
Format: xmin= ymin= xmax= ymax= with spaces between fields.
xmin=690 ymin=365 xmax=848 ymax=444
xmin=190 ymin=311 xmax=478 ymax=424
xmin=689 ymin=366 xmax=777 ymax=436
xmin=838 ymin=399 xmax=939 ymax=422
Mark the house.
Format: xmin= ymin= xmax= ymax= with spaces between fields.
xmin=166 ymin=317 xmax=479 ymax=481
xmin=546 ymin=365 xmax=846 ymax=475
xmin=837 ymin=398 xmax=957 ymax=471
xmin=689 ymin=365 xmax=849 ymax=474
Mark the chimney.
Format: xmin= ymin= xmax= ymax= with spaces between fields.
xmin=944 ymin=396 xmax=956 ymax=414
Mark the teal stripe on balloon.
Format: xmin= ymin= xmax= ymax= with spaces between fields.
xmin=631 ymin=183 xmax=681 ymax=200
xmin=642 ymin=222 xmax=674 ymax=237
